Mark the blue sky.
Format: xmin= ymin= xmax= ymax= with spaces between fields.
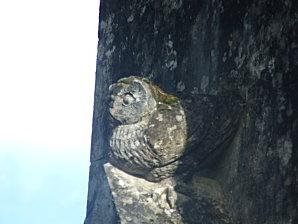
xmin=0 ymin=0 xmax=99 ymax=223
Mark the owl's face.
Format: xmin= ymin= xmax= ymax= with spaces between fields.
xmin=109 ymin=77 xmax=156 ymax=124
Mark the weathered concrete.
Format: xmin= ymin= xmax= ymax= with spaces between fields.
xmin=84 ymin=0 xmax=298 ymax=223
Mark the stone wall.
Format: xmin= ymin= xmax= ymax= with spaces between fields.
xmin=84 ymin=0 xmax=298 ymax=223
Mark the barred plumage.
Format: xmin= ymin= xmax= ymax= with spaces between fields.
xmin=108 ymin=76 xmax=243 ymax=182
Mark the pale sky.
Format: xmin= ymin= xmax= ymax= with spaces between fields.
xmin=0 ymin=0 xmax=100 ymax=223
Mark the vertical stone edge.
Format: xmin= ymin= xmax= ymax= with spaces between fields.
xmin=84 ymin=0 xmax=120 ymax=223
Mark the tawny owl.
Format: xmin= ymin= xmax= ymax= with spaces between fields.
xmin=108 ymin=76 xmax=243 ymax=182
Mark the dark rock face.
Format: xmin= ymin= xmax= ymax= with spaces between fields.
xmin=84 ymin=0 xmax=298 ymax=223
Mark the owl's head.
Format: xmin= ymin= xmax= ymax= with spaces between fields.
xmin=109 ymin=76 xmax=157 ymax=124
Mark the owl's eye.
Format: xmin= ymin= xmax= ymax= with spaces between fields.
xmin=122 ymin=93 xmax=135 ymax=105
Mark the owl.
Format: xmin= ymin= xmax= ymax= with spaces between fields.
xmin=109 ymin=76 xmax=243 ymax=182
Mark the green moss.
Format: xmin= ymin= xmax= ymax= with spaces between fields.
xmin=159 ymin=108 xmax=171 ymax=112
xmin=162 ymin=96 xmax=179 ymax=105
xmin=141 ymin=77 xmax=151 ymax=84
xmin=117 ymin=77 xmax=132 ymax=84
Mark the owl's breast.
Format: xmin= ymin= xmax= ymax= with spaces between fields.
xmin=110 ymin=122 xmax=161 ymax=174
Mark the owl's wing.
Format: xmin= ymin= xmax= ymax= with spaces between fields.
xmin=145 ymin=102 xmax=187 ymax=166
xmin=181 ymin=94 xmax=244 ymax=163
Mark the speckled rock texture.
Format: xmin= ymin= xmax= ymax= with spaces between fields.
xmin=104 ymin=163 xmax=183 ymax=224
xmin=84 ymin=0 xmax=298 ymax=223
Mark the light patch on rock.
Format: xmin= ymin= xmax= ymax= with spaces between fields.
xmin=278 ymin=135 xmax=293 ymax=167
xmin=118 ymin=179 xmax=125 ymax=187
xmin=122 ymin=197 xmax=133 ymax=205
xmin=130 ymin=141 xmax=137 ymax=149
xmin=201 ymin=75 xmax=209 ymax=93
xmin=163 ymin=0 xmax=183 ymax=12
xmin=167 ymin=125 xmax=177 ymax=134
xmin=166 ymin=59 xmax=177 ymax=70
xmin=177 ymin=81 xmax=185 ymax=92
xmin=166 ymin=40 xmax=174 ymax=48
xmin=234 ymin=46 xmax=246 ymax=68
xmin=152 ymin=187 xmax=167 ymax=202
xmin=191 ymin=87 xmax=199 ymax=95
xmin=127 ymin=14 xmax=134 ymax=22
xmin=99 ymin=14 xmax=115 ymax=45
xmin=222 ymin=52 xmax=227 ymax=62
xmin=175 ymin=115 xmax=183 ymax=122
xmin=154 ymin=140 xmax=163 ymax=149
xmin=140 ymin=6 xmax=146 ymax=16
xmin=156 ymin=113 xmax=163 ymax=121
xmin=165 ymin=37 xmax=177 ymax=71
xmin=134 ymin=140 xmax=140 ymax=147
xmin=268 ymin=57 xmax=275 ymax=74
xmin=105 ymin=46 xmax=116 ymax=57
xmin=166 ymin=186 xmax=177 ymax=209
xmin=248 ymin=52 xmax=266 ymax=78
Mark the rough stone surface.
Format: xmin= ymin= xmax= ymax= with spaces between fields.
xmin=84 ymin=0 xmax=298 ymax=223
xmin=103 ymin=163 xmax=231 ymax=224
xmin=104 ymin=163 xmax=183 ymax=224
